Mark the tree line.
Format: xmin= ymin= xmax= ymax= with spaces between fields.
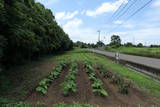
xmin=0 ymin=0 xmax=73 ymax=68
xmin=74 ymin=35 xmax=160 ymax=49
xmin=74 ymin=41 xmax=105 ymax=48
xmin=108 ymin=35 xmax=159 ymax=48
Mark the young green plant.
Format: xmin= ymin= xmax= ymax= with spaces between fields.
xmin=36 ymin=61 xmax=67 ymax=95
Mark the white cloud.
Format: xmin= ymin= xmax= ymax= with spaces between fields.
xmin=114 ymin=20 xmax=123 ymax=24
xmin=63 ymin=18 xmax=83 ymax=28
xmin=85 ymin=0 xmax=128 ymax=16
xmin=55 ymin=11 xmax=79 ymax=20
xmin=62 ymin=18 xmax=98 ymax=43
xmin=55 ymin=12 xmax=65 ymax=19
xmin=152 ymin=0 xmax=160 ymax=7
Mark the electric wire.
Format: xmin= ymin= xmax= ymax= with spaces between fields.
xmin=108 ymin=0 xmax=153 ymax=34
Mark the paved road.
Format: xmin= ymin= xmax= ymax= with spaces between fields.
xmin=88 ymin=49 xmax=160 ymax=70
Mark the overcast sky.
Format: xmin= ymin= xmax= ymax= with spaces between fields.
xmin=36 ymin=0 xmax=160 ymax=45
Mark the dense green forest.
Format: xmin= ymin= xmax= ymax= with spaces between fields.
xmin=0 ymin=0 xmax=73 ymax=68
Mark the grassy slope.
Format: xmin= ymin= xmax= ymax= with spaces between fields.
xmin=105 ymin=47 xmax=160 ymax=58
xmin=51 ymin=49 xmax=160 ymax=98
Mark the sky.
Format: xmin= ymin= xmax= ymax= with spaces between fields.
xmin=36 ymin=0 xmax=160 ymax=45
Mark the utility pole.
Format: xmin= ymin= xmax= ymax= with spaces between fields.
xmin=132 ymin=36 xmax=135 ymax=45
xmin=97 ymin=30 xmax=101 ymax=42
xmin=145 ymin=41 xmax=147 ymax=46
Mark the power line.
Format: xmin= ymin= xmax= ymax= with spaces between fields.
xmin=108 ymin=0 xmax=153 ymax=33
xmin=107 ymin=0 xmax=128 ymax=23
xmin=111 ymin=0 xmax=132 ymax=21
xmin=114 ymin=0 xmax=138 ymax=21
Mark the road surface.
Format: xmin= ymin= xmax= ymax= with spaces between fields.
xmin=88 ymin=49 xmax=160 ymax=70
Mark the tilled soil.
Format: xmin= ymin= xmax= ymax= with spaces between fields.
xmin=96 ymin=71 xmax=160 ymax=107
xmin=26 ymin=62 xmax=160 ymax=107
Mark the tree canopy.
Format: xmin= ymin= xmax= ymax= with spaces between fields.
xmin=0 ymin=0 xmax=73 ymax=67
xmin=110 ymin=35 xmax=121 ymax=47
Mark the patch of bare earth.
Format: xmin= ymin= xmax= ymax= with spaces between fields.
xmin=96 ymin=68 xmax=160 ymax=107
xmin=3 ymin=59 xmax=56 ymax=101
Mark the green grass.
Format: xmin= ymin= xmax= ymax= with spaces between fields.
xmin=55 ymin=102 xmax=93 ymax=107
xmin=1 ymin=101 xmax=93 ymax=107
xmin=105 ymin=46 xmax=160 ymax=58
xmin=50 ymin=49 xmax=160 ymax=99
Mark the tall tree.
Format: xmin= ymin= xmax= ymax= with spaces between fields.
xmin=110 ymin=35 xmax=121 ymax=47
xmin=0 ymin=0 xmax=73 ymax=67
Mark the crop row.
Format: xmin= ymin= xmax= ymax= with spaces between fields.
xmin=96 ymin=64 xmax=131 ymax=94
xmin=60 ymin=61 xmax=78 ymax=96
xmin=84 ymin=62 xmax=108 ymax=96
xmin=36 ymin=61 xmax=67 ymax=95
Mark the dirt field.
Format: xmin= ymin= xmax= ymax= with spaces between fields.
xmin=26 ymin=62 xmax=160 ymax=107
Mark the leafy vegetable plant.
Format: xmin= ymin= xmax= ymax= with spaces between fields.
xmin=91 ymin=79 xmax=103 ymax=89
xmin=93 ymin=89 xmax=108 ymax=96
xmin=36 ymin=60 xmax=67 ymax=95
xmin=36 ymin=87 xmax=47 ymax=95
xmin=60 ymin=80 xmax=77 ymax=96
xmin=61 ymin=61 xmax=78 ymax=96
xmin=84 ymin=62 xmax=108 ymax=97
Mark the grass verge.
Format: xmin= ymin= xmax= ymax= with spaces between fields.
xmin=105 ymin=47 xmax=160 ymax=58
